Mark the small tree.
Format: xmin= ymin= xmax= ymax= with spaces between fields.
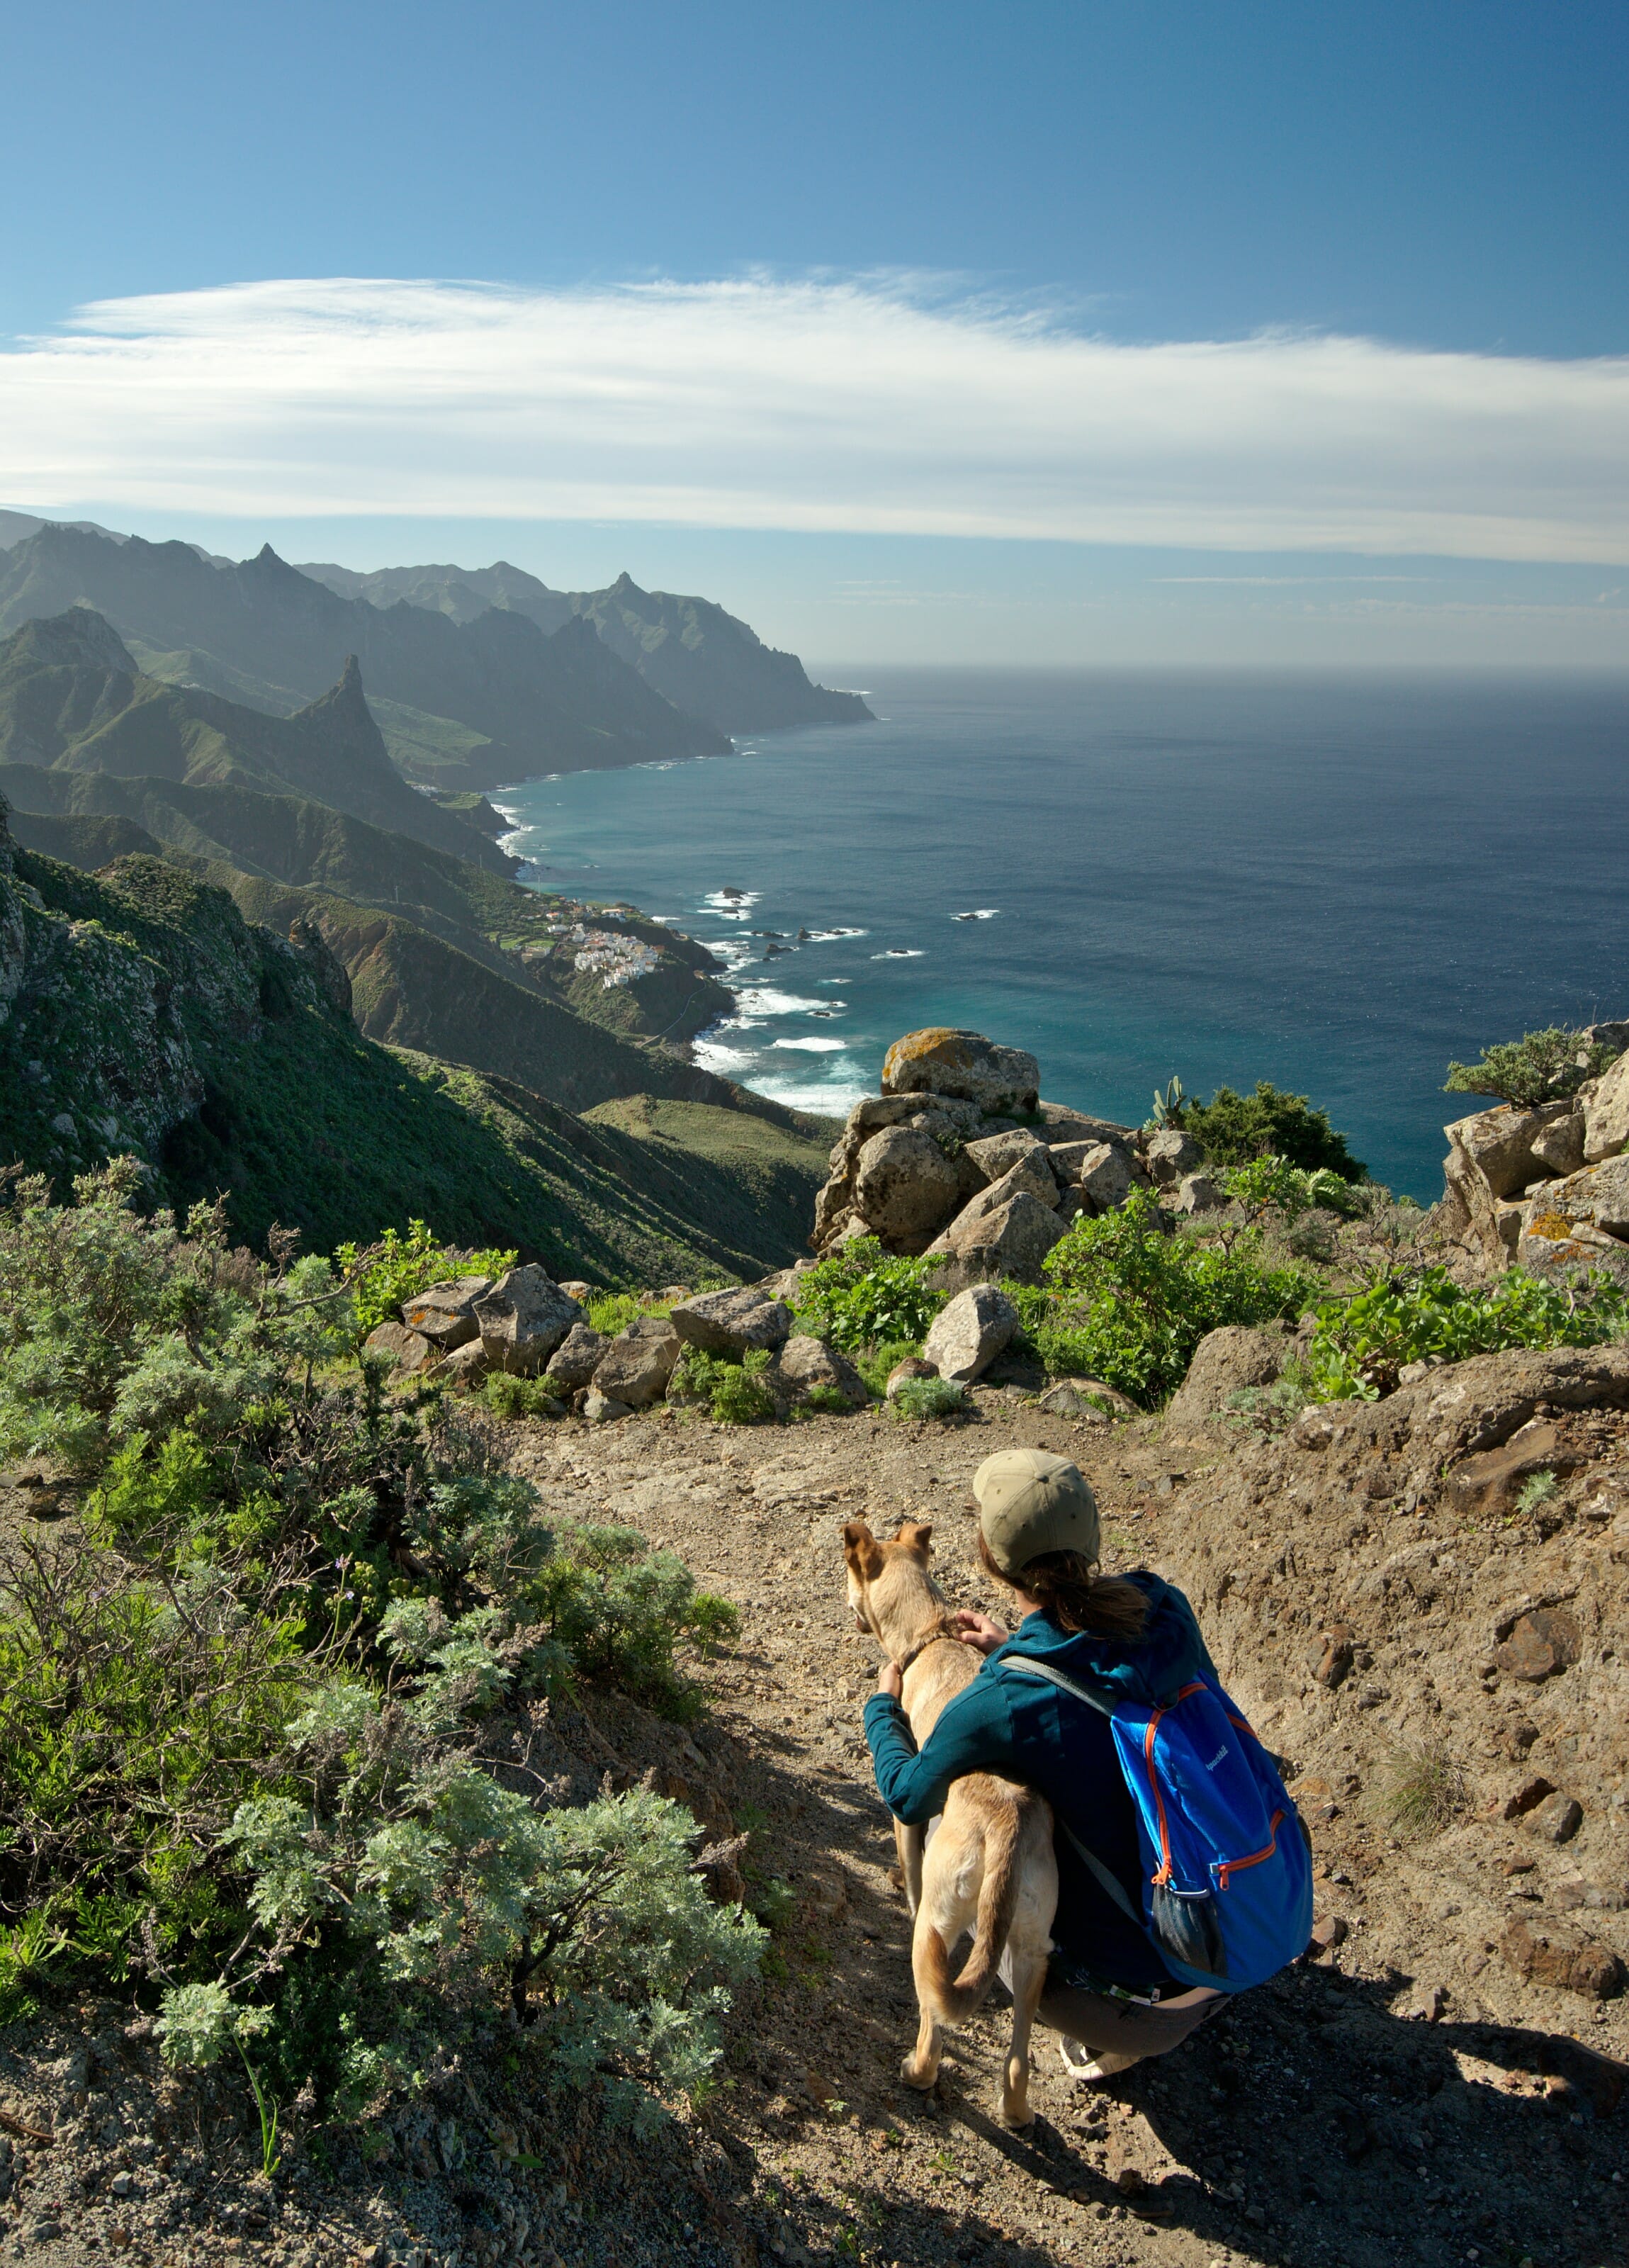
xmin=1444 ymin=1027 xmax=1618 ymax=1108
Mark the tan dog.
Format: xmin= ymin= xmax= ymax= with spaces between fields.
xmin=842 ymin=1518 xmax=1057 ymax=2127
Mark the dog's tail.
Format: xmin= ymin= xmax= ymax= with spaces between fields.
xmin=918 ymin=1806 xmax=1023 ymax=2022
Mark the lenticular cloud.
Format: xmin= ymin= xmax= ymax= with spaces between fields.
xmin=4 ymin=274 xmax=1628 ymax=561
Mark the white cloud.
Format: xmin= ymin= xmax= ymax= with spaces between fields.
xmin=3 ymin=274 xmax=1628 ymax=561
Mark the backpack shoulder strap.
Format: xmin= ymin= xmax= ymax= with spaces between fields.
xmin=996 ymin=1656 xmax=1144 ymax=1927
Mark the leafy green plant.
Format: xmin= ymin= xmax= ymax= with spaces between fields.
xmin=668 ymin=1344 xmax=779 ymax=1425
xmin=1307 ymin=1264 xmax=1628 ymax=1400
xmin=334 ymin=1220 xmax=516 ymax=1341
xmin=1220 ymin=1155 xmax=1360 ymax=1225
xmin=1445 ymin=1027 xmax=1618 ymax=1108
xmin=889 ymin=1376 xmax=971 ymax=1421
xmin=1225 ymin=1372 xmax=1312 ymax=1436
xmin=791 ymin=1238 xmax=948 ymax=1354
xmin=588 ymin=1291 xmax=654 ymax=1337
xmin=800 ymin=1384 xmax=855 ymax=1415
xmin=1181 ymin=1082 xmax=1364 ymax=1178
xmin=1036 ymin=1193 xmax=1313 ymax=1405
xmin=483 ymin=1374 xmax=565 ymax=1422
xmin=1515 ymin=1471 xmax=1559 ymax=1515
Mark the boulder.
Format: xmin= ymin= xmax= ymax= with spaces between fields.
xmin=850 ymin=1124 xmax=964 ymax=1252
xmin=964 ymin=1128 xmax=1050 ymax=1185
xmin=939 ymin=1191 xmax=1066 ymax=1286
xmin=543 ymin=1322 xmax=609 ymax=1391
xmin=557 ymin=1279 xmax=592 ymax=1302
xmin=401 ymin=1275 xmax=492 ymax=1349
xmin=592 ymin=1315 xmax=682 ymax=1408
xmin=1529 ymin=1110 xmax=1586 ymax=1178
xmin=881 ymin=1028 xmax=1041 ymax=1114
xmin=1076 ymin=1142 xmax=1135 ymax=1212
xmin=1039 ymin=1104 xmax=1139 ymax=1147
xmin=921 ymin=1284 xmax=1020 ymax=1383
xmin=424 ymin=1340 xmax=490 ymax=1391
xmin=473 ymin=1267 xmax=584 ymax=1376
xmin=1445 ymin=1101 xmax=1576 ymax=1201
xmin=1164 ymin=1325 xmax=1290 ymax=1429
xmin=770 ymin=1335 xmax=869 ymax=1408
xmin=1580 ymin=1049 xmax=1629 ymax=1165
xmin=1036 ymin=1381 xmax=1112 ymax=1422
xmin=669 ymin=1286 xmax=794 ymax=1354
xmin=1500 ymin=1918 xmax=1623 ymax=2000
xmin=1146 ymin=1127 xmax=1205 ymax=1187
xmin=363 ymin=1320 xmax=435 ymax=1372
xmin=1518 ymin=1215 xmax=1629 ymax=1291
xmin=584 ymin=1386 xmax=633 ymax=1424
xmin=885 ymin=1355 xmax=940 ymax=1398
xmin=1173 ymin=1172 xmax=1224 ymax=1215
xmin=1042 ymin=1376 xmax=1139 ymax=1418
xmin=1527 ymin=1153 xmax=1629 ymax=1240
xmin=945 ymin=1153 xmax=1059 ymax=1237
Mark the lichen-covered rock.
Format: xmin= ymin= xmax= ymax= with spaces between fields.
xmin=401 ymin=1276 xmax=492 ymax=1349
xmin=937 ymin=1191 xmax=1066 ymax=1286
xmin=669 ymin=1286 xmax=794 ymax=1354
xmin=941 ymin=1152 xmax=1059 ymax=1241
xmin=1580 ymin=1048 xmax=1629 ymax=1164
xmin=921 ymin=1284 xmax=1020 ymax=1382
xmin=473 ymin=1267 xmax=583 ymax=1375
xmin=1165 ymin=1325 xmax=1290 ymax=1429
xmin=593 ymin=1315 xmax=681 ymax=1407
xmin=770 ymin=1335 xmax=869 ymax=1408
xmin=424 ymin=1339 xmax=490 ymax=1391
xmin=543 ymin=1321 xmax=609 ymax=1391
xmin=881 ymin=1028 xmax=1040 ymax=1114
xmin=850 ymin=1123 xmax=964 ymax=1252
xmin=363 ymin=1320 xmax=436 ymax=1372
xmin=964 ymin=1128 xmax=1049 ymax=1185
xmin=1076 ymin=1141 xmax=1135 ymax=1212
xmin=1527 ymin=1153 xmax=1629 ymax=1239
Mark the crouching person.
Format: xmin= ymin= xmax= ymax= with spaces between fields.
xmin=863 ymin=1449 xmax=1311 ymax=2082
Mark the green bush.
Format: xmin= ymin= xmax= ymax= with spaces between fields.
xmin=1179 ymin=1082 xmax=1365 ymax=1179
xmin=1219 ymin=1155 xmax=1360 ymax=1222
xmin=790 ymin=1238 xmax=948 ymax=1353
xmin=588 ymin=1291 xmax=658 ymax=1337
xmin=0 ymin=1167 xmax=755 ymax=2123
xmin=483 ymin=1374 xmax=566 ymax=1422
xmin=668 ymin=1344 xmax=779 ymax=1425
xmin=334 ymin=1218 xmax=516 ymax=1341
xmin=889 ymin=1376 xmax=970 ymax=1421
xmin=1444 ymin=1026 xmax=1618 ymax=1108
xmin=1306 ymin=1264 xmax=1628 ymax=1400
xmin=1037 ymin=1192 xmax=1314 ymax=1405
xmin=852 ymin=1337 xmax=925 ymax=1398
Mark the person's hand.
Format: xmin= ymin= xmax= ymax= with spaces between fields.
xmin=876 ymin=1660 xmax=903 ymax=1701
xmin=950 ymin=1609 xmax=1009 ymax=1656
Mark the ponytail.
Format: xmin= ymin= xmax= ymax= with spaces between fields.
xmin=976 ymin=1533 xmax=1147 ymax=1641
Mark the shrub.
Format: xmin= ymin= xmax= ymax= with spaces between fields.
xmin=853 ymin=1337 xmax=927 ymax=1398
xmin=1220 ymin=1155 xmax=1361 ymax=1223
xmin=0 ymin=1167 xmax=755 ymax=2124
xmin=1515 ymin=1470 xmax=1559 ymax=1515
xmin=1444 ymin=1026 xmax=1618 ymax=1108
xmin=1180 ymin=1082 xmax=1365 ymax=1179
xmin=483 ymin=1374 xmax=566 ymax=1422
xmin=1306 ymin=1264 xmax=1628 ymax=1400
xmin=668 ymin=1344 xmax=779 ymax=1425
xmin=791 ymin=1238 xmax=949 ymax=1354
xmin=1036 ymin=1193 xmax=1314 ymax=1405
xmin=889 ymin=1376 xmax=970 ymax=1421
xmin=334 ymin=1219 xmax=516 ymax=1341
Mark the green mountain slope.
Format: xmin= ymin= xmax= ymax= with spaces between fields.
xmin=0 ymin=823 xmax=818 ymax=1277
xmin=0 ymin=609 xmax=507 ymax=872
xmin=0 ymin=526 xmax=726 ymax=788
xmin=303 ymin=558 xmax=874 ymax=736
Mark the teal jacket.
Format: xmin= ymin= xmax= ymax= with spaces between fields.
xmin=862 ymin=1572 xmax=1216 ymax=1994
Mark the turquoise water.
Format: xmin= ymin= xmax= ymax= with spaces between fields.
xmin=494 ymin=669 xmax=1629 ymax=1199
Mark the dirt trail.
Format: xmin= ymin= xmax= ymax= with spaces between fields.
xmin=2 ymin=1386 xmax=1622 ymax=2268
xmin=503 ymin=1387 xmax=1628 ymax=2268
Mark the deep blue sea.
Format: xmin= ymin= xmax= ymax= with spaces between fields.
xmin=494 ymin=670 xmax=1629 ymax=1200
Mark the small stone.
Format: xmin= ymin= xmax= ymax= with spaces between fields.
xmin=1494 ymin=1607 xmax=1582 ymax=1682
xmin=1309 ymin=1914 xmax=1348 ymax=1952
xmin=583 ymin=1388 xmax=634 ymax=1425
xmin=1501 ymin=1916 xmax=1624 ymax=1998
xmin=1501 ymin=1774 xmax=1557 ymax=1820
xmin=1526 ymin=1791 xmax=1584 ymax=1844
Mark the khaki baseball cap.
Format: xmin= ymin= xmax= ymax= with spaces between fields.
xmin=973 ymin=1448 xmax=1100 ymax=1578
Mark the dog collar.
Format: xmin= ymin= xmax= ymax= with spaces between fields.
xmin=893 ymin=1622 xmax=957 ymax=1678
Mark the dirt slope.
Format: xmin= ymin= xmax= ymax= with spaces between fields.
xmin=0 ymin=1363 xmax=1622 ymax=2268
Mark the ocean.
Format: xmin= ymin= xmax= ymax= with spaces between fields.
xmin=493 ymin=669 xmax=1629 ymax=1201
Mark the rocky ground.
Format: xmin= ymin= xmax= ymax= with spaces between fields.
xmin=2 ymin=1361 xmax=1625 ymax=2268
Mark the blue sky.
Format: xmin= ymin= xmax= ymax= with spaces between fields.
xmin=3 ymin=0 xmax=1627 ymax=664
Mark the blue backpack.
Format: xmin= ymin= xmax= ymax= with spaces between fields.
xmin=1005 ymin=1656 xmax=1312 ymax=1993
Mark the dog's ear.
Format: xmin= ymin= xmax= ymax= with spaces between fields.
xmin=897 ymin=1520 xmax=935 ymax=1559
xmin=842 ymin=1520 xmax=884 ymax=1578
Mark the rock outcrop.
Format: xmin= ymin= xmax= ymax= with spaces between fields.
xmin=1437 ymin=1035 xmax=1629 ymax=1287
xmin=808 ymin=1028 xmax=1152 ymax=1275
xmin=473 ymin=1268 xmax=585 ymax=1376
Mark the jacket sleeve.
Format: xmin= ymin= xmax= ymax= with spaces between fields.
xmin=862 ymin=1675 xmax=1016 ymax=1826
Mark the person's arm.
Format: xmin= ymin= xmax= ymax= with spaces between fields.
xmin=862 ymin=1670 xmax=1015 ymax=1826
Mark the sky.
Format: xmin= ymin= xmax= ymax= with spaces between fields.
xmin=2 ymin=0 xmax=1627 ymax=666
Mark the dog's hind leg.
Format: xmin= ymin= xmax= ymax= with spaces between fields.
xmin=901 ymin=1837 xmax=979 ymax=2092
xmin=997 ymin=1934 xmax=1049 ymax=2128
xmin=996 ymin=1815 xmax=1057 ymax=2129
xmin=896 ymin=1819 xmax=925 ymax=1918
